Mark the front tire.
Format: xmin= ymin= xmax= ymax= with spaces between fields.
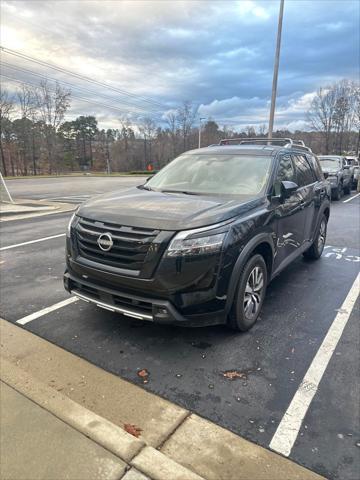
xmin=228 ymin=254 xmax=268 ymax=332
xmin=303 ymin=215 xmax=327 ymax=260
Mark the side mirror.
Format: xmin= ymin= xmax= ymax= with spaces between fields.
xmin=281 ymin=180 xmax=298 ymax=198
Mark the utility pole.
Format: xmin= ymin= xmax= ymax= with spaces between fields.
xmin=198 ymin=117 xmax=206 ymax=148
xmin=268 ymin=0 xmax=285 ymax=139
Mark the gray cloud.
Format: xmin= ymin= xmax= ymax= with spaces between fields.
xmin=1 ymin=0 xmax=359 ymax=130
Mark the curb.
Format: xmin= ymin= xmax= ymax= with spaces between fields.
xmin=0 ymin=201 xmax=76 ymax=222
xmin=131 ymin=446 xmax=203 ymax=480
xmin=0 ymin=358 xmax=206 ymax=480
xmin=0 ymin=206 xmax=56 ymax=216
xmin=0 ymin=320 xmax=325 ymax=480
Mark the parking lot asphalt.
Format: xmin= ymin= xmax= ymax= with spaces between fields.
xmin=4 ymin=175 xmax=144 ymax=202
xmin=1 ymin=178 xmax=359 ymax=480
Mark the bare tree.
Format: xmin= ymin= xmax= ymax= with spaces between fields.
xmin=258 ymin=124 xmax=267 ymax=136
xmin=17 ymin=85 xmax=36 ymax=119
xmin=307 ymin=86 xmax=337 ymax=154
xmin=16 ymin=85 xmax=40 ymax=174
xmin=353 ymin=84 xmax=360 ymax=155
xmin=332 ymin=80 xmax=353 ymax=154
xmin=36 ymin=80 xmax=71 ymax=173
xmin=118 ymin=116 xmax=134 ymax=168
xmin=139 ymin=117 xmax=157 ymax=168
xmin=176 ymin=101 xmax=196 ymax=151
xmin=244 ymin=125 xmax=256 ymax=137
xmin=0 ymin=90 xmax=14 ymax=176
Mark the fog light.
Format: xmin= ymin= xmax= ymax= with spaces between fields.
xmin=157 ymin=307 xmax=168 ymax=315
xmin=153 ymin=306 xmax=169 ymax=319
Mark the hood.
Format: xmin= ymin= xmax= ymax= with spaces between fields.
xmin=77 ymin=187 xmax=263 ymax=230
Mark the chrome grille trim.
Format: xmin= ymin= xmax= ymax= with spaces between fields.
xmin=73 ymin=291 xmax=153 ymax=321
xmin=74 ymin=217 xmax=159 ymax=271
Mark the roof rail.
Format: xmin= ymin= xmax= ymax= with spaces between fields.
xmin=219 ymin=137 xmax=312 ymax=153
xmin=219 ymin=137 xmax=292 ymax=146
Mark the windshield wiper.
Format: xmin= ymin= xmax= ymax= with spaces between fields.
xmin=161 ymin=189 xmax=200 ymax=195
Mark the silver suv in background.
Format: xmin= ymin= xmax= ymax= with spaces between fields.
xmin=345 ymin=156 xmax=359 ymax=188
xmin=318 ymin=155 xmax=352 ymax=200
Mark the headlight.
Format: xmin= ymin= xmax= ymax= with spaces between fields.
xmin=67 ymin=212 xmax=77 ymax=237
xmin=165 ymin=230 xmax=226 ymax=257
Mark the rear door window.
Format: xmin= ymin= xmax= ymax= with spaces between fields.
xmin=306 ymin=154 xmax=323 ymax=181
xmin=293 ymin=154 xmax=316 ymax=186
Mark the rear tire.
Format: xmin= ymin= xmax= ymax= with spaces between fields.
xmin=332 ymin=184 xmax=342 ymax=200
xmin=228 ymin=254 xmax=268 ymax=332
xmin=344 ymin=183 xmax=351 ymax=195
xmin=303 ymin=215 xmax=327 ymax=260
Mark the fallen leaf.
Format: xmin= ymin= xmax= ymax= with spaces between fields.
xmin=124 ymin=423 xmax=142 ymax=438
xmin=137 ymin=369 xmax=149 ymax=383
xmin=222 ymin=370 xmax=248 ymax=380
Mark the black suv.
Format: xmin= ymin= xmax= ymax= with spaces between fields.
xmin=64 ymin=138 xmax=330 ymax=331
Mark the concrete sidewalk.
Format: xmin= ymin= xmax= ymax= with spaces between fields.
xmin=0 ymin=382 xmax=127 ymax=480
xmin=0 ymin=199 xmax=75 ymax=221
xmin=0 ymin=319 xmax=325 ymax=480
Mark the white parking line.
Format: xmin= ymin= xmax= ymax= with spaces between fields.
xmin=343 ymin=192 xmax=360 ymax=203
xmin=16 ymin=297 xmax=79 ymax=325
xmin=269 ymin=273 xmax=360 ymax=457
xmin=0 ymin=233 xmax=65 ymax=251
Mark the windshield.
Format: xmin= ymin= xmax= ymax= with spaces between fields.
xmin=146 ymin=154 xmax=272 ymax=195
xmin=319 ymin=158 xmax=341 ymax=169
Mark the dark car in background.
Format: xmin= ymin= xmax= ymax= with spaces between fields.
xmin=64 ymin=138 xmax=330 ymax=331
xmin=318 ymin=155 xmax=352 ymax=200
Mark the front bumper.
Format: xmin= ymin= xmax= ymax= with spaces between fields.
xmin=64 ymin=270 xmax=226 ymax=327
xmin=328 ymin=180 xmax=339 ymax=190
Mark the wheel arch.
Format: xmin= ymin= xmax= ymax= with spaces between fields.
xmin=225 ymin=233 xmax=274 ymax=313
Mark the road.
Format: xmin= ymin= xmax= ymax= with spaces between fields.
xmin=4 ymin=175 xmax=145 ymax=203
xmin=1 ymin=177 xmax=359 ymax=480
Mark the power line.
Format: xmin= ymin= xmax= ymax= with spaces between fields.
xmin=0 ymin=74 xmax=165 ymax=122
xmin=4 ymin=16 xmax=175 ymax=89
xmin=0 ymin=46 xmax=168 ymax=110
xmin=1 ymin=61 xmax=163 ymax=115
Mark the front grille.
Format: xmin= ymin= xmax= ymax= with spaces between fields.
xmin=74 ymin=216 xmax=160 ymax=271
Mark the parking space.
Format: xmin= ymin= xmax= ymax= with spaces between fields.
xmin=0 ymin=182 xmax=359 ymax=480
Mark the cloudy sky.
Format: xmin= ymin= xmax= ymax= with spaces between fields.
xmin=1 ymin=0 xmax=359 ymax=131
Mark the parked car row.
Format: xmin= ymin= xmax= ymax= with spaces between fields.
xmin=318 ymin=155 xmax=359 ymax=200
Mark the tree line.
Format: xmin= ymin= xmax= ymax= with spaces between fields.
xmin=0 ymin=78 xmax=359 ymax=177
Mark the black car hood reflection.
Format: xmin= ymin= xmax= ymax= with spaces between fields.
xmin=77 ymin=187 xmax=263 ymax=230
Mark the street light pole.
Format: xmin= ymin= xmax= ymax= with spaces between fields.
xmin=268 ymin=0 xmax=285 ymax=140
xmin=198 ymin=117 xmax=206 ymax=148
